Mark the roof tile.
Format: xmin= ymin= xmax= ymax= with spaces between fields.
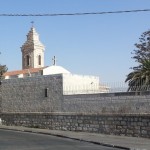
xmin=3 ymin=67 xmax=46 ymax=76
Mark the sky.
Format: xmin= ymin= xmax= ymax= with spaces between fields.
xmin=0 ymin=0 xmax=150 ymax=83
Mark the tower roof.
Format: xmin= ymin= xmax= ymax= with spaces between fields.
xmin=27 ymin=27 xmax=39 ymax=41
xmin=21 ymin=27 xmax=45 ymax=49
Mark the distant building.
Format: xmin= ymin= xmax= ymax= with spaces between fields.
xmin=3 ymin=25 xmax=109 ymax=94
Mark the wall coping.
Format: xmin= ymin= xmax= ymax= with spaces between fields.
xmin=64 ymin=91 xmax=150 ymax=97
xmin=1 ymin=112 xmax=150 ymax=117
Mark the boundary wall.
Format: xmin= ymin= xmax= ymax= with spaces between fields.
xmin=1 ymin=74 xmax=150 ymax=113
xmin=0 ymin=84 xmax=1 ymax=112
xmin=63 ymin=92 xmax=150 ymax=113
xmin=1 ymin=113 xmax=150 ymax=138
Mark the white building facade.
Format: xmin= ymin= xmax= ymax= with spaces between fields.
xmin=42 ymin=64 xmax=109 ymax=94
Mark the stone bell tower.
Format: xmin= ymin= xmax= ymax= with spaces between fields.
xmin=21 ymin=25 xmax=45 ymax=69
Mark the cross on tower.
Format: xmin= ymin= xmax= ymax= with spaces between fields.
xmin=52 ymin=56 xmax=57 ymax=66
xmin=31 ymin=21 xmax=34 ymax=27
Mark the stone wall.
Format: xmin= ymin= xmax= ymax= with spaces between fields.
xmin=1 ymin=75 xmax=63 ymax=112
xmin=0 ymin=83 xmax=1 ymax=113
xmin=1 ymin=74 xmax=150 ymax=113
xmin=63 ymin=92 xmax=150 ymax=113
xmin=1 ymin=113 xmax=150 ymax=138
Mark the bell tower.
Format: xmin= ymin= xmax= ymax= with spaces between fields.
xmin=21 ymin=25 xmax=45 ymax=69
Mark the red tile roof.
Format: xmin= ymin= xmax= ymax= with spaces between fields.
xmin=3 ymin=67 xmax=46 ymax=76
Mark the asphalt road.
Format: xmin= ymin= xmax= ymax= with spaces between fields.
xmin=0 ymin=129 xmax=122 ymax=150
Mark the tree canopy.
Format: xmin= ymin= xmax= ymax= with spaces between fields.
xmin=125 ymin=30 xmax=150 ymax=91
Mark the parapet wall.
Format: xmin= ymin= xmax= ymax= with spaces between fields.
xmin=1 ymin=113 xmax=150 ymax=138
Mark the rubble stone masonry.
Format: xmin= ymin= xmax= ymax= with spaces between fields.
xmin=1 ymin=113 xmax=150 ymax=138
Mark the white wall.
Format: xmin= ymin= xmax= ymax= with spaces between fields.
xmin=63 ymin=74 xmax=102 ymax=94
xmin=43 ymin=66 xmax=70 ymax=75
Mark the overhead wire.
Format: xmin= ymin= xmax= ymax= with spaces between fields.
xmin=0 ymin=9 xmax=150 ymax=16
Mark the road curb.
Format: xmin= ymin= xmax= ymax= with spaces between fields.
xmin=0 ymin=126 xmax=130 ymax=150
xmin=30 ymin=131 xmax=130 ymax=150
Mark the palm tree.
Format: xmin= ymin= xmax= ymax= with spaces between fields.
xmin=125 ymin=59 xmax=150 ymax=91
xmin=126 ymin=29 xmax=150 ymax=91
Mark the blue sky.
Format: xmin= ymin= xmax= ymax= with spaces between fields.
xmin=0 ymin=0 xmax=150 ymax=82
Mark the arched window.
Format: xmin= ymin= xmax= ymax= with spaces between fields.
xmin=38 ymin=55 xmax=41 ymax=65
xmin=26 ymin=55 xmax=30 ymax=66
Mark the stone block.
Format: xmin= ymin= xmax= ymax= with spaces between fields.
xmin=141 ymin=130 xmax=147 ymax=135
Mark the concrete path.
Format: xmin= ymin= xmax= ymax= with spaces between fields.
xmin=0 ymin=125 xmax=149 ymax=150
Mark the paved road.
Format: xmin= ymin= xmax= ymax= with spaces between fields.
xmin=0 ymin=129 xmax=122 ymax=150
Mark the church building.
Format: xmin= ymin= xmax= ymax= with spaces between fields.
xmin=4 ymin=26 xmax=45 ymax=79
xmin=21 ymin=26 xmax=45 ymax=70
xmin=3 ymin=25 xmax=109 ymax=94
